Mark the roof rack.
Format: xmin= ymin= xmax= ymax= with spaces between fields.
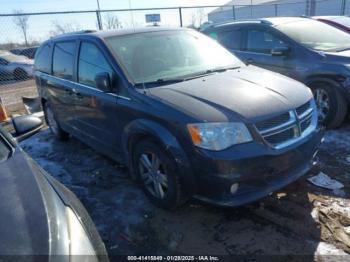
xmin=205 ymin=18 xmax=272 ymax=29
xmin=50 ymin=29 xmax=97 ymax=39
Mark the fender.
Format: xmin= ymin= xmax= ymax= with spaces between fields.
xmin=121 ymin=119 xmax=196 ymax=195
xmin=304 ymin=75 xmax=350 ymax=103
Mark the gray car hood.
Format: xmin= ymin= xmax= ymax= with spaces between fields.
xmin=148 ymin=65 xmax=313 ymax=123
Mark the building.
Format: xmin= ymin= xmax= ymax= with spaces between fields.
xmin=208 ymin=0 xmax=348 ymax=23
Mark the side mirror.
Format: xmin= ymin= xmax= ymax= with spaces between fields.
xmin=12 ymin=115 xmax=43 ymax=141
xmin=271 ymin=47 xmax=291 ymax=56
xmin=95 ymin=72 xmax=112 ymax=93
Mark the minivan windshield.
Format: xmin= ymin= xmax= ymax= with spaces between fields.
xmin=105 ymin=30 xmax=243 ymax=85
xmin=277 ymin=19 xmax=350 ymax=52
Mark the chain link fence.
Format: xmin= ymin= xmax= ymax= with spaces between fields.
xmin=0 ymin=0 xmax=348 ymax=114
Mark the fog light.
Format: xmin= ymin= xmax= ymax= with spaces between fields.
xmin=230 ymin=183 xmax=239 ymax=194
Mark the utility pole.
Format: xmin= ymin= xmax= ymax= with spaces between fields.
xmin=96 ymin=0 xmax=103 ymax=30
xmin=250 ymin=0 xmax=253 ymax=18
xmin=129 ymin=0 xmax=135 ymax=28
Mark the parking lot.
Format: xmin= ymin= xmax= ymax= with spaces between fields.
xmin=0 ymin=77 xmax=349 ymax=259
xmin=18 ymin=121 xmax=350 ymax=258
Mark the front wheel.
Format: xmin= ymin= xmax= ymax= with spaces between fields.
xmin=311 ymin=82 xmax=348 ymax=128
xmin=44 ymin=103 xmax=69 ymax=141
xmin=132 ymin=139 xmax=188 ymax=209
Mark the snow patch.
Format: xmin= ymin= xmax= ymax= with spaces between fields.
xmin=315 ymin=242 xmax=348 ymax=256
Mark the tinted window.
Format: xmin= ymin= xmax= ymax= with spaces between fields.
xmin=246 ymin=29 xmax=287 ymax=54
xmin=217 ymin=30 xmax=242 ymax=50
xmin=53 ymin=41 xmax=76 ymax=80
xmin=78 ymin=42 xmax=112 ymax=88
xmin=35 ymin=44 xmax=52 ymax=74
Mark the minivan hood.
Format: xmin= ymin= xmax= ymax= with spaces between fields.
xmin=148 ymin=66 xmax=313 ymax=123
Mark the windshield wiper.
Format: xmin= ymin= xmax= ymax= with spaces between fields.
xmin=336 ymin=47 xmax=350 ymax=52
xmin=184 ymin=66 xmax=241 ymax=81
xmin=135 ymin=78 xmax=185 ymax=88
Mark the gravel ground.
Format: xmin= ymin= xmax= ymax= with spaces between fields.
xmin=18 ymin=122 xmax=350 ymax=260
xmin=0 ymin=79 xmax=37 ymax=114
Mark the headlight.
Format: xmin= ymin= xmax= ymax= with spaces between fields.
xmin=66 ymin=208 xmax=97 ymax=259
xmin=187 ymin=122 xmax=252 ymax=150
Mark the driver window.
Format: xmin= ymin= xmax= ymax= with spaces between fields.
xmin=78 ymin=42 xmax=113 ymax=89
xmin=246 ymin=29 xmax=287 ymax=54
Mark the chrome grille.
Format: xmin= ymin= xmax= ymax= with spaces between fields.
xmin=255 ymin=100 xmax=317 ymax=149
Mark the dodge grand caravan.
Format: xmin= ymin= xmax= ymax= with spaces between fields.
xmin=35 ymin=28 xmax=323 ymax=209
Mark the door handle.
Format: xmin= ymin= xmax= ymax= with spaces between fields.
xmin=75 ymin=92 xmax=83 ymax=99
xmin=64 ymin=89 xmax=73 ymax=95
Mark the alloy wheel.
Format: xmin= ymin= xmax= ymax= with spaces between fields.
xmin=314 ymin=88 xmax=330 ymax=122
xmin=139 ymin=152 xmax=168 ymax=199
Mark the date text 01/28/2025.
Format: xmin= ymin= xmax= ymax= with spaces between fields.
xmin=127 ymin=255 xmax=220 ymax=261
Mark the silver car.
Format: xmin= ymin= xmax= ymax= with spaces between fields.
xmin=0 ymin=52 xmax=34 ymax=80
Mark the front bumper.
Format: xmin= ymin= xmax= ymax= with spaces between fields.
xmin=191 ymin=128 xmax=324 ymax=207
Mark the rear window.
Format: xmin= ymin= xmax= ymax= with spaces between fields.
xmin=53 ymin=41 xmax=76 ymax=80
xmin=35 ymin=44 xmax=52 ymax=74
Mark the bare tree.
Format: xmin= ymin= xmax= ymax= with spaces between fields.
xmin=104 ymin=13 xmax=122 ymax=29
xmin=197 ymin=8 xmax=207 ymax=27
xmin=189 ymin=8 xmax=207 ymax=29
xmin=13 ymin=10 xmax=29 ymax=46
xmin=50 ymin=20 xmax=82 ymax=36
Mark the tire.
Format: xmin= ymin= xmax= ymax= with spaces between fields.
xmin=14 ymin=68 xmax=27 ymax=81
xmin=44 ymin=103 xmax=69 ymax=141
xmin=310 ymin=82 xmax=348 ymax=129
xmin=132 ymin=139 xmax=188 ymax=209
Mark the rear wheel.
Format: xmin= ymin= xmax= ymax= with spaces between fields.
xmin=310 ymin=82 xmax=347 ymax=128
xmin=44 ymin=103 xmax=69 ymax=141
xmin=132 ymin=139 xmax=188 ymax=209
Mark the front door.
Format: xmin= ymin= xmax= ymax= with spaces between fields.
xmin=73 ymin=41 xmax=122 ymax=159
xmin=238 ymin=27 xmax=296 ymax=77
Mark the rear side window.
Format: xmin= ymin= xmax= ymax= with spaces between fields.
xmin=246 ymin=29 xmax=287 ymax=54
xmin=78 ymin=42 xmax=113 ymax=88
xmin=217 ymin=30 xmax=242 ymax=50
xmin=53 ymin=41 xmax=76 ymax=80
xmin=35 ymin=44 xmax=52 ymax=74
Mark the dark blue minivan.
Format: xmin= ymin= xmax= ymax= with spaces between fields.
xmin=35 ymin=27 xmax=323 ymax=209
